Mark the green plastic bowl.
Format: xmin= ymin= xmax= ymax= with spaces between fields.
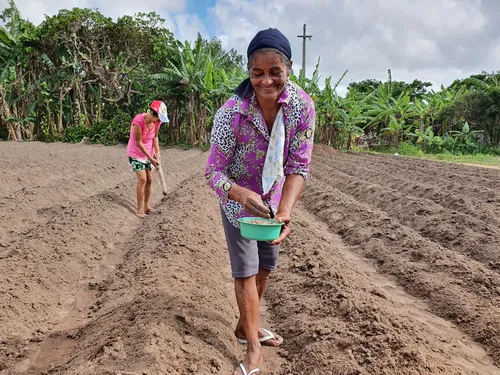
xmin=237 ymin=217 xmax=284 ymax=241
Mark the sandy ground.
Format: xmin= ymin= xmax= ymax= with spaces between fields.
xmin=1 ymin=142 xmax=500 ymax=375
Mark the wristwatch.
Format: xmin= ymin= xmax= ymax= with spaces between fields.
xmin=222 ymin=181 xmax=233 ymax=193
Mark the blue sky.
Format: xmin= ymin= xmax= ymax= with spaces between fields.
xmin=187 ymin=0 xmax=216 ymax=36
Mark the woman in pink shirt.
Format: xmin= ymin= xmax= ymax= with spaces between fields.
xmin=127 ymin=100 xmax=169 ymax=218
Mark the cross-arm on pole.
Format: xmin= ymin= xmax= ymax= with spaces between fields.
xmin=297 ymin=24 xmax=312 ymax=79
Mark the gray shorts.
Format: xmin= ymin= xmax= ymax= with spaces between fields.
xmin=220 ymin=208 xmax=280 ymax=279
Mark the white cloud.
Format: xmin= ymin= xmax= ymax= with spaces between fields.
xmin=1 ymin=0 xmax=205 ymax=49
xmin=0 ymin=0 xmax=188 ymax=24
xmin=2 ymin=0 xmax=498 ymax=93
xmin=211 ymin=0 xmax=497 ymax=92
xmin=1 ymin=0 xmax=87 ymax=24
xmin=97 ymin=0 xmax=187 ymax=21
xmin=0 ymin=0 xmax=187 ymax=24
xmin=174 ymin=13 xmax=209 ymax=42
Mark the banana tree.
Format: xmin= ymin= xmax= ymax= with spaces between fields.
xmin=290 ymin=57 xmax=322 ymax=99
xmin=427 ymin=87 xmax=463 ymax=134
xmin=152 ymin=38 xmax=208 ymax=144
xmin=469 ymin=71 xmax=500 ymax=90
xmin=412 ymin=126 xmax=443 ymax=152
xmin=313 ymin=71 xmax=349 ymax=146
xmin=449 ymin=121 xmax=483 ymax=146
xmin=152 ymin=35 xmax=245 ymax=146
xmin=203 ymin=64 xmax=245 ymax=130
xmin=334 ymin=106 xmax=370 ymax=150
xmin=381 ymin=116 xmax=406 ymax=146
xmin=365 ymin=82 xmax=396 ymax=134
xmin=413 ymin=97 xmax=430 ymax=132
xmin=0 ymin=0 xmax=25 ymax=141
xmin=328 ymin=89 xmax=372 ymax=149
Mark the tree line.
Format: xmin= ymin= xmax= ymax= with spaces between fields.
xmin=1 ymin=1 xmax=499 ymax=154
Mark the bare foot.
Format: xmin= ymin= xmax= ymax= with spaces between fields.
xmin=136 ymin=211 xmax=145 ymax=219
xmin=145 ymin=207 xmax=155 ymax=214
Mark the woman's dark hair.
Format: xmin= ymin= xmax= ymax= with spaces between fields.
xmin=151 ymin=110 xmax=159 ymax=118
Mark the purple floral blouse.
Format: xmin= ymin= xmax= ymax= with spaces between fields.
xmin=205 ymin=80 xmax=315 ymax=227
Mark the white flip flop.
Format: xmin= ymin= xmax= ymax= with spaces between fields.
xmin=239 ymin=363 xmax=259 ymax=375
xmin=236 ymin=328 xmax=283 ymax=345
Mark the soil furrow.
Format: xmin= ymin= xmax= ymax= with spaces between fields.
xmin=301 ymin=177 xmax=500 ymax=366
xmin=312 ymin=156 xmax=500 ymax=266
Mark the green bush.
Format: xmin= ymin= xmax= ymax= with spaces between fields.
xmin=64 ymin=124 xmax=89 ymax=143
xmin=63 ymin=111 xmax=132 ymax=145
xmin=396 ymin=142 xmax=423 ymax=156
xmin=0 ymin=126 xmax=10 ymax=140
xmin=482 ymin=147 xmax=500 ymax=156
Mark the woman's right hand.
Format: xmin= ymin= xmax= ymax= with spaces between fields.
xmin=150 ymin=158 xmax=159 ymax=168
xmin=238 ymin=189 xmax=271 ymax=218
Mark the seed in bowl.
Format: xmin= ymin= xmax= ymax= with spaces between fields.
xmin=248 ymin=219 xmax=275 ymax=225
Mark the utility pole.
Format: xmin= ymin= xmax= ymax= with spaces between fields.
xmin=297 ymin=24 xmax=312 ymax=79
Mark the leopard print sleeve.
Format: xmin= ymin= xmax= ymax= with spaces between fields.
xmin=205 ymin=98 xmax=239 ymax=201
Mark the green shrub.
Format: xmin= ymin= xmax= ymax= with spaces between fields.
xmin=483 ymin=147 xmax=500 ymax=156
xmin=0 ymin=126 xmax=9 ymax=140
xmin=64 ymin=124 xmax=89 ymax=143
xmin=63 ymin=111 xmax=132 ymax=145
xmin=396 ymin=142 xmax=423 ymax=156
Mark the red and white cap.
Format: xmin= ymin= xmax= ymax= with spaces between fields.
xmin=150 ymin=100 xmax=169 ymax=123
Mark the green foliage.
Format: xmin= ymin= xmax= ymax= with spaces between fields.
xmin=371 ymin=142 xmax=423 ymax=156
xmin=411 ymin=127 xmax=443 ymax=153
xmin=348 ymin=77 xmax=432 ymax=101
xmin=1 ymin=0 xmax=499 ymax=156
xmin=64 ymin=111 xmax=132 ymax=145
xmin=448 ymin=71 xmax=500 ymax=92
xmin=396 ymin=142 xmax=423 ymax=156
xmin=416 ymin=153 xmax=500 ymax=167
xmin=438 ymin=88 xmax=500 ymax=146
xmin=0 ymin=126 xmax=10 ymax=140
xmin=369 ymin=144 xmax=500 ymax=167
xmin=64 ymin=124 xmax=88 ymax=143
xmin=486 ymin=147 xmax=500 ymax=156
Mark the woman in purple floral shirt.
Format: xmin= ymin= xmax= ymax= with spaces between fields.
xmin=205 ymin=28 xmax=315 ymax=375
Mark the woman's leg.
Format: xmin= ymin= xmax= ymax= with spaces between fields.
xmin=136 ymin=170 xmax=147 ymax=217
xmin=234 ymin=267 xmax=282 ymax=346
xmin=234 ymin=276 xmax=262 ymax=375
xmin=144 ymin=168 xmax=154 ymax=212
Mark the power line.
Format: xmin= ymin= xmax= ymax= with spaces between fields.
xmin=305 ymin=0 xmax=342 ymax=25
xmin=315 ymin=0 xmax=370 ymax=36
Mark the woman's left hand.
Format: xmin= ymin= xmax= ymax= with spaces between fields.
xmin=271 ymin=212 xmax=291 ymax=245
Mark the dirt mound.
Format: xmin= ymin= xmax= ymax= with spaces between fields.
xmin=1 ymin=142 xmax=499 ymax=374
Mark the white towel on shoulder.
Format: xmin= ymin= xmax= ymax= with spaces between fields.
xmin=262 ymin=107 xmax=285 ymax=195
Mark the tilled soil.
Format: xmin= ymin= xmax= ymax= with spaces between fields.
xmin=1 ymin=142 xmax=499 ymax=375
